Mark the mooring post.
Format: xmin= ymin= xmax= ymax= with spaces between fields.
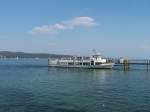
xmin=146 ymin=59 xmax=149 ymax=71
xmin=123 ymin=58 xmax=129 ymax=71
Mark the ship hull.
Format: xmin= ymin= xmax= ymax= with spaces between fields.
xmin=48 ymin=63 xmax=114 ymax=69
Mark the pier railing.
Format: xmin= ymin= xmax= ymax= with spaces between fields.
xmin=115 ymin=59 xmax=150 ymax=65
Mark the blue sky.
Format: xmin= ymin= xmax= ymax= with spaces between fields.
xmin=0 ymin=0 xmax=150 ymax=58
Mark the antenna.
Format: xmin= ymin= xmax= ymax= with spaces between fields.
xmin=92 ymin=49 xmax=97 ymax=55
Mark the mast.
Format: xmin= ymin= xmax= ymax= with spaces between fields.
xmin=92 ymin=49 xmax=97 ymax=55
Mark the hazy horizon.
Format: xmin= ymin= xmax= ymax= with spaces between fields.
xmin=0 ymin=0 xmax=150 ymax=58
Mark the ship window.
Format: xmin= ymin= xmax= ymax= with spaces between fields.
xmin=83 ymin=62 xmax=90 ymax=65
xmin=91 ymin=61 xmax=94 ymax=65
xmin=68 ymin=62 xmax=74 ymax=65
xmin=95 ymin=62 xmax=102 ymax=65
xmin=60 ymin=62 xmax=68 ymax=65
xmin=75 ymin=62 xmax=80 ymax=65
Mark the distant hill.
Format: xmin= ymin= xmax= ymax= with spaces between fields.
xmin=0 ymin=51 xmax=72 ymax=58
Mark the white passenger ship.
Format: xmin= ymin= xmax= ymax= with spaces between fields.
xmin=48 ymin=52 xmax=114 ymax=69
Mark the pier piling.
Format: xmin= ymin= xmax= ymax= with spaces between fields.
xmin=123 ymin=59 xmax=130 ymax=71
xmin=146 ymin=60 xmax=149 ymax=71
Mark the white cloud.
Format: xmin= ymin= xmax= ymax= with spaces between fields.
xmin=63 ymin=16 xmax=96 ymax=28
xmin=31 ymin=16 xmax=96 ymax=34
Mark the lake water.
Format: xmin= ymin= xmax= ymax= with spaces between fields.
xmin=0 ymin=59 xmax=150 ymax=112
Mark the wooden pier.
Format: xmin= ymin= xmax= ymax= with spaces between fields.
xmin=114 ymin=59 xmax=150 ymax=71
